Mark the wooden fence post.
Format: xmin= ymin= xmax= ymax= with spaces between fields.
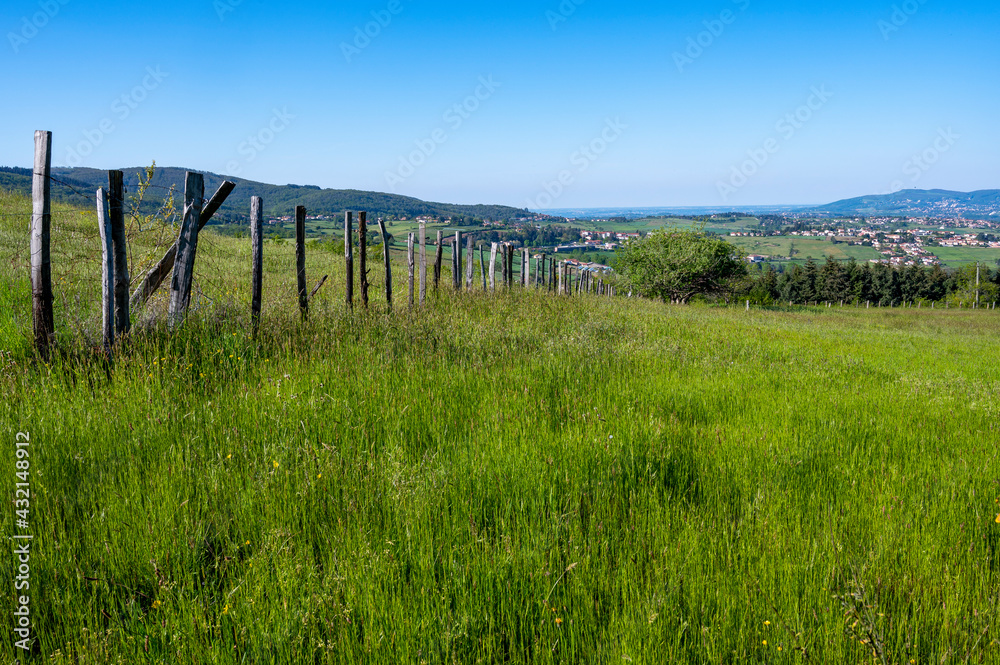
xmin=500 ymin=244 xmax=507 ymax=287
xmin=489 ymin=243 xmax=498 ymax=290
xmin=167 ymin=172 xmax=205 ymax=328
xmin=343 ymin=211 xmax=353 ymax=312
xmin=480 ymin=244 xmax=487 ymax=290
xmin=508 ymin=245 xmax=515 ymax=287
xmin=378 ymin=218 xmax=392 ymax=311
xmin=359 ymin=212 xmax=369 ymax=309
xmin=434 ymin=231 xmax=443 ymax=291
xmin=250 ymin=196 xmax=263 ymax=333
xmin=466 ymin=234 xmax=474 ymax=290
xmin=408 ymin=233 xmax=415 ymax=307
xmin=129 ymin=180 xmax=235 ymax=311
xmin=107 ymin=170 xmax=129 ymax=335
xmin=31 ymin=130 xmax=53 ymax=358
xmin=96 ymin=188 xmax=115 ymax=353
xmin=296 ymin=206 xmax=309 ymax=319
xmin=454 ymin=231 xmax=462 ymax=290
xmin=419 ymin=222 xmax=427 ymax=305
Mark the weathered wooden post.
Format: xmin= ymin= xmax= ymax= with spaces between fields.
xmin=479 ymin=244 xmax=487 ymax=290
xmin=489 ymin=243 xmax=498 ymax=290
xmin=107 ymin=170 xmax=129 ymax=335
xmin=434 ymin=231 xmax=443 ymax=291
xmin=129 ymin=180 xmax=235 ymax=310
xmin=250 ymin=197 xmax=263 ymax=333
xmin=454 ymin=231 xmax=462 ymax=291
xmin=507 ymin=245 xmax=515 ymax=287
xmin=408 ymin=232 xmax=415 ymax=307
xmin=296 ymin=206 xmax=309 ymax=319
xmin=500 ymin=244 xmax=507 ymax=287
xmin=557 ymin=261 xmax=562 ymax=294
xmin=419 ymin=222 xmax=427 ymax=305
xmin=466 ymin=234 xmax=474 ymax=290
xmin=344 ymin=211 xmax=353 ymax=312
xmin=31 ymin=130 xmax=54 ymax=358
xmin=167 ymin=172 xmax=205 ymax=328
xmin=378 ymin=218 xmax=392 ymax=311
xmin=96 ymin=188 xmax=115 ymax=353
xmin=359 ymin=212 xmax=369 ymax=309
xmin=975 ymin=262 xmax=981 ymax=309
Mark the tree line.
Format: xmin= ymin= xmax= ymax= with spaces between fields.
xmin=615 ymin=229 xmax=1000 ymax=306
xmin=746 ymin=258 xmax=1000 ymax=306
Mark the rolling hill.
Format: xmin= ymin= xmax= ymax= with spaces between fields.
xmin=812 ymin=188 xmax=1000 ymax=219
xmin=0 ymin=166 xmax=533 ymax=223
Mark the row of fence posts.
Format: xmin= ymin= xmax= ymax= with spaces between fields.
xmin=29 ymin=129 xmax=997 ymax=362
xmin=27 ymin=130 xmax=622 ymax=358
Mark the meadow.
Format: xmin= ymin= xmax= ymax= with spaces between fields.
xmin=2 ymin=190 xmax=1000 ymax=664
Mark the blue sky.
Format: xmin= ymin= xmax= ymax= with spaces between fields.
xmin=1 ymin=0 xmax=996 ymax=208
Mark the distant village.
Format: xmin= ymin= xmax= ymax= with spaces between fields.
xmin=734 ymin=216 xmax=1000 ymax=267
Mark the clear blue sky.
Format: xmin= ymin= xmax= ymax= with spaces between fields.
xmin=1 ymin=0 xmax=996 ymax=208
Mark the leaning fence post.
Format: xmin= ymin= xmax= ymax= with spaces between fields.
xmin=296 ymin=206 xmax=309 ymax=319
xmin=96 ymin=188 xmax=115 ymax=353
xmin=408 ymin=232 xmax=415 ymax=307
xmin=359 ymin=212 xmax=369 ymax=309
xmin=489 ymin=243 xmax=498 ymax=290
xmin=107 ymin=170 xmax=129 ymax=335
xmin=344 ymin=211 xmax=353 ymax=312
xmin=419 ymin=222 xmax=427 ymax=305
xmin=168 ymin=172 xmax=205 ymax=328
xmin=250 ymin=197 xmax=263 ymax=333
xmin=31 ymin=130 xmax=54 ymax=358
xmin=129 ymin=180 xmax=235 ymax=311
xmin=378 ymin=218 xmax=392 ymax=311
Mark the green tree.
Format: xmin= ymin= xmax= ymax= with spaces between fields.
xmin=614 ymin=230 xmax=747 ymax=303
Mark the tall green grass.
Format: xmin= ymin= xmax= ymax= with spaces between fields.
xmin=2 ymin=191 xmax=1000 ymax=663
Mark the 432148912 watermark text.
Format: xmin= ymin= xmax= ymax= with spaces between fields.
xmin=12 ymin=431 xmax=34 ymax=654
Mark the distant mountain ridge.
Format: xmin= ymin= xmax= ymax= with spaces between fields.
xmin=0 ymin=166 xmax=532 ymax=223
xmin=813 ymin=189 xmax=1000 ymax=219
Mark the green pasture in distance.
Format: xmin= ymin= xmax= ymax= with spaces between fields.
xmin=930 ymin=246 xmax=1000 ymax=268
xmin=728 ymin=235 xmax=883 ymax=262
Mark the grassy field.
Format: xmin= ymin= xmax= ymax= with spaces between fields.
xmin=2 ymin=190 xmax=1000 ymax=663
xmin=929 ymin=247 xmax=1000 ymax=269
xmin=727 ymin=236 xmax=884 ymax=264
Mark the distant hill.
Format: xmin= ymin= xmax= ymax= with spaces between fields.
xmin=0 ymin=166 xmax=533 ymax=223
xmin=813 ymin=189 xmax=1000 ymax=219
